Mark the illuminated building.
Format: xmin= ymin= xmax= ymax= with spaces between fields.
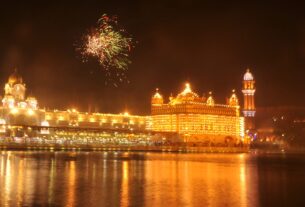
xmin=0 ymin=70 xmax=43 ymax=127
xmin=0 ymin=71 xmax=147 ymax=140
xmin=151 ymin=83 xmax=245 ymax=144
xmin=242 ymin=69 xmax=256 ymax=130
xmin=0 ymin=70 xmax=247 ymax=146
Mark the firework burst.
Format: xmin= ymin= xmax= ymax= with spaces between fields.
xmin=78 ymin=14 xmax=134 ymax=86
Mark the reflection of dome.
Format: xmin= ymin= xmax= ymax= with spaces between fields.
xmin=8 ymin=70 xmax=23 ymax=85
xmin=175 ymin=83 xmax=200 ymax=102
xmin=243 ymin=69 xmax=254 ymax=81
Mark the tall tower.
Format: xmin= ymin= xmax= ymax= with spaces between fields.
xmin=242 ymin=69 xmax=256 ymax=130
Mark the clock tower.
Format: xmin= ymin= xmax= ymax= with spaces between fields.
xmin=242 ymin=69 xmax=256 ymax=130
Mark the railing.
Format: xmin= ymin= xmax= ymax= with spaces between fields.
xmin=0 ymin=141 xmax=249 ymax=153
xmin=0 ymin=124 xmax=178 ymax=136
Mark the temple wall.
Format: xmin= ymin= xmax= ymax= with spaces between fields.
xmin=151 ymin=113 xmax=244 ymax=143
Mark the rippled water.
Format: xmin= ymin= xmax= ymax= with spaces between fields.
xmin=0 ymin=151 xmax=305 ymax=207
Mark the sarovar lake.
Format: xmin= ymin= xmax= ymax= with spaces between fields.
xmin=0 ymin=151 xmax=305 ymax=206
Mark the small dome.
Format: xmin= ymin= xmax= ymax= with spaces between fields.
xmin=152 ymin=88 xmax=163 ymax=105
xmin=8 ymin=70 xmax=23 ymax=85
xmin=206 ymin=92 xmax=215 ymax=106
xmin=153 ymin=88 xmax=163 ymax=99
xmin=243 ymin=69 xmax=254 ymax=81
xmin=229 ymin=89 xmax=239 ymax=106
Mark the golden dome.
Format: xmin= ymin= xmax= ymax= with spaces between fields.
xmin=175 ymin=83 xmax=200 ymax=102
xmin=168 ymin=83 xmax=203 ymax=105
xmin=8 ymin=70 xmax=23 ymax=85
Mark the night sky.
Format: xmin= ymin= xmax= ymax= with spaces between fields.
xmin=0 ymin=1 xmax=304 ymax=114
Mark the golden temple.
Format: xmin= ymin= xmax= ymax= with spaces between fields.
xmin=0 ymin=69 xmax=256 ymax=146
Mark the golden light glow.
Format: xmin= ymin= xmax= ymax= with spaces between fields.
xmin=27 ymin=109 xmax=34 ymax=116
xmin=58 ymin=116 xmax=65 ymax=121
xmin=182 ymin=83 xmax=191 ymax=94
xmin=41 ymin=120 xmax=49 ymax=126
xmin=10 ymin=108 xmax=19 ymax=114
xmin=0 ymin=119 xmax=6 ymax=125
xmin=18 ymin=102 xmax=27 ymax=108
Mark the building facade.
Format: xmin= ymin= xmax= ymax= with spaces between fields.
xmin=0 ymin=71 xmax=147 ymax=140
xmin=0 ymin=70 xmax=248 ymax=145
xmin=151 ymin=83 xmax=245 ymax=145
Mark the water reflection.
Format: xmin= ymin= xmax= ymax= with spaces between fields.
xmin=143 ymin=153 xmax=257 ymax=206
xmin=121 ymin=161 xmax=129 ymax=207
xmin=0 ymin=151 xmax=304 ymax=206
xmin=66 ymin=160 xmax=76 ymax=207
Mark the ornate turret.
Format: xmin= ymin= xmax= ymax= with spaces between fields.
xmin=229 ymin=89 xmax=239 ymax=106
xmin=206 ymin=91 xmax=215 ymax=106
xmin=151 ymin=88 xmax=163 ymax=105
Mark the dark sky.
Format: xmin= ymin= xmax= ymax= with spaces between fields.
xmin=0 ymin=0 xmax=305 ymax=114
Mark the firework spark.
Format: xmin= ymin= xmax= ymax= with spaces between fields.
xmin=79 ymin=14 xmax=134 ymax=85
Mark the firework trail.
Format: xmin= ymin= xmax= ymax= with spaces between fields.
xmin=78 ymin=14 xmax=134 ymax=86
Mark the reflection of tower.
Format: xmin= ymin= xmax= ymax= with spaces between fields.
xmin=242 ymin=69 xmax=256 ymax=130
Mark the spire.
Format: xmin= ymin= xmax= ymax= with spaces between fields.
xmin=182 ymin=83 xmax=192 ymax=94
xmin=169 ymin=93 xmax=174 ymax=101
